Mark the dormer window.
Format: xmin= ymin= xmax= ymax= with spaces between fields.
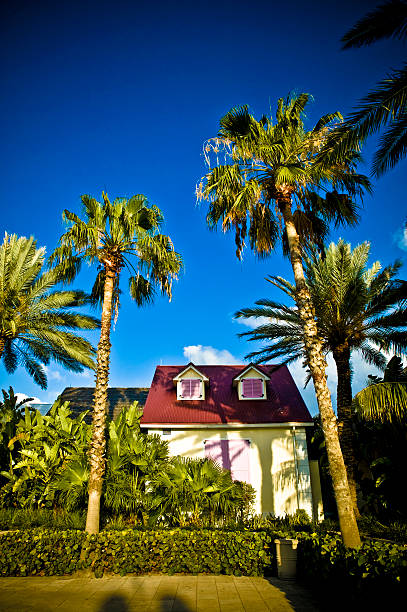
xmin=242 ymin=378 xmax=264 ymax=398
xmin=180 ymin=379 xmax=202 ymax=399
xmin=233 ymin=364 xmax=270 ymax=400
xmin=174 ymin=363 xmax=209 ymax=401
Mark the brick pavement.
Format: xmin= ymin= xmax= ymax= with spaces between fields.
xmin=0 ymin=575 xmax=319 ymax=611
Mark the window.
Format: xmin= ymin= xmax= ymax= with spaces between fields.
xmin=242 ymin=378 xmax=264 ymax=398
xmin=180 ymin=378 xmax=202 ymax=399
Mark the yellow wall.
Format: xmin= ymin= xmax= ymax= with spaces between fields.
xmin=154 ymin=426 xmax=318 ymax=518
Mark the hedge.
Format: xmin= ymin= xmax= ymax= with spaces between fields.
xmin=297 ymin=532 xmax=407 ymax=607
xmin=0 ymin=529 xmax=274 ymax=577
xmin=2 ymin=527 xmax=406 ymax=598
xmin=0 ymin=530 xmax=85 ymax=576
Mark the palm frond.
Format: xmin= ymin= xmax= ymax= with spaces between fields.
xmin=353 ymin=382 xmax=407 ymax=424
xmin=342 ymin=1 xmax=407 ymax=49
xmin=373 ymin=109 xmax=407 ymax=175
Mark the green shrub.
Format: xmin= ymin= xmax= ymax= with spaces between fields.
xmin=0 ymin=529 xmax=85 ymax=576
xmin=297 ymin=532 xmax=407 ymax=608
xmin=0 ymin=528 xmax=275 ymax=577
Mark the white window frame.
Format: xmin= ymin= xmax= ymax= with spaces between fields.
xmin=239 ymin=377 xmax=266 ymax=400
xmin=177 ymin=378 xmax=204 ymax=400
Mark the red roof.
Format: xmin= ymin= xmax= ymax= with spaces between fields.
xmin=141 ymin=364 xmax=312 ymax=425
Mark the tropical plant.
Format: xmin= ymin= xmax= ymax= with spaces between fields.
xmin=151 ymin=456 xmax=254 ymax=526
xmin=198 ymin=93 xmax=370 ymax=547
xmin=0 ymin=400 xmax=90 ymax=509
xmin=354 ymin=355 xmax=407 ymax=423
xmin=236 ymin=240 xmax=407 ymax=516
xmin=103 ymin=403 xmax=170 ymax=523
xmin=0 ymin=387 xmax=33 ymax=482
xmin=50 ymin=193 xmax=183 ymax=533
xmin=323 ymin=0 xmax=407 ymax=175
xmin=0 ymin=233 xmax=99 ymax=388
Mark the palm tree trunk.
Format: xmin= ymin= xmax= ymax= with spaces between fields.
xmin=279 ymin=197 xmax=361 ymax=548
xmin=333 ymin=347 xmax=360 ymax=518
xmin=85 ymin=266 xmax=116 ymax=534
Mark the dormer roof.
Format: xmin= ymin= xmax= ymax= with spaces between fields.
xmin=173 ymin=363 xmax=209 ymax=383
xmin=232 ymin=363 xmax=271 ymax=386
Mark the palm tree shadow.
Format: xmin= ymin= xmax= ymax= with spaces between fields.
xmin=99 ymin=595 xmax=129 ymax=612
xmin=161 ymin=595 xmax=192 ymax=611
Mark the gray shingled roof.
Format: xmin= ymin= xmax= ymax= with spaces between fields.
xmin=57 ymin=387 xmax=149 ymax=422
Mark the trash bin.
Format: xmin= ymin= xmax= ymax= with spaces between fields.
xmin=274 ymin=538 xmax=298 ymax=580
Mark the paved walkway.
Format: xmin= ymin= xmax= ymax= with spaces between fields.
xmin=0 ymin=575 xmax=319 ymax=611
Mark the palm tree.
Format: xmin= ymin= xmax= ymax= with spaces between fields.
xmin=0 ymin=233 xmax=99 ymax=388
xmin=324 ymin=1 xmax=407 ymax=176
xmin=354 ymin=355 xmax=407 ymax=423
xmin=198 ymin=94 xmax=371 ymax=547
xmin=50 ymin=192 xmax=182 ymax=534
xmin=236 ymin=240 xmax=407 ymax=516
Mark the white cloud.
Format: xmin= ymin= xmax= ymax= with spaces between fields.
xmin=234 ymin=316 xmax=270 ymax=329
xmin=395 ymin=224 xmax=407 ymax=251
xmin=15 ymin=393 xmax=43 ymax=405
xmin=183 ymin=344 xmax=241 ymax=365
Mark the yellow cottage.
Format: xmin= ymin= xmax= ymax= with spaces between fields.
xmin=140 ymin=363 xmax=323 ymax=520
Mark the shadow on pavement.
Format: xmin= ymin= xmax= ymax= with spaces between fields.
xmin=99 ymin=594 xmax=129 ymax=612
xmin=160 ymin=595 xmax=192 ymax=611
xmin=266 ymin=577 xmax=320 ymax=611
xmin=97 ymin=594 xmax=193 ymax=612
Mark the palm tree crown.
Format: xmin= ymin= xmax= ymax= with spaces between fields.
xmin=0 ymin=233 xmax=99 ymax=388
xmin=353 ymin=355 xmax=407 ymax=424
xmin=50 ymin=192 xmax=182 ymax=307
xmin=198 ymin=94 xmax=369 ymax=260
xmin=236 ymin=240 xmax=407 ymax=368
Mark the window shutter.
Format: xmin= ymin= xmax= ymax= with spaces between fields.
xmin=190 ymin=379 xmax=201 ymax=397
xmin=180 ymin=379 xmax=201 ymax=398
xmin=205 ymin=440 xmax=250 ymax=483
xmin=242 ymin=378 xmax=263 ymax=398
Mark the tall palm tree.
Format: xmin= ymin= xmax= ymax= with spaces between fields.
xmin=236 ymin=240 xmax=407 ymax=516
xmin=198 ymin=94 xmax=371 ymax=547
xmin=324 ymin=1 xmax=407 ymax=176
xmin=50 ymin=192 xmax=182 ymax=534
xmin=0 ymin=233 xmax=99 ymax=388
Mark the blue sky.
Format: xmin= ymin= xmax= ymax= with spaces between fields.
xmin=1 ymin=0 xmax=406 ymax=414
